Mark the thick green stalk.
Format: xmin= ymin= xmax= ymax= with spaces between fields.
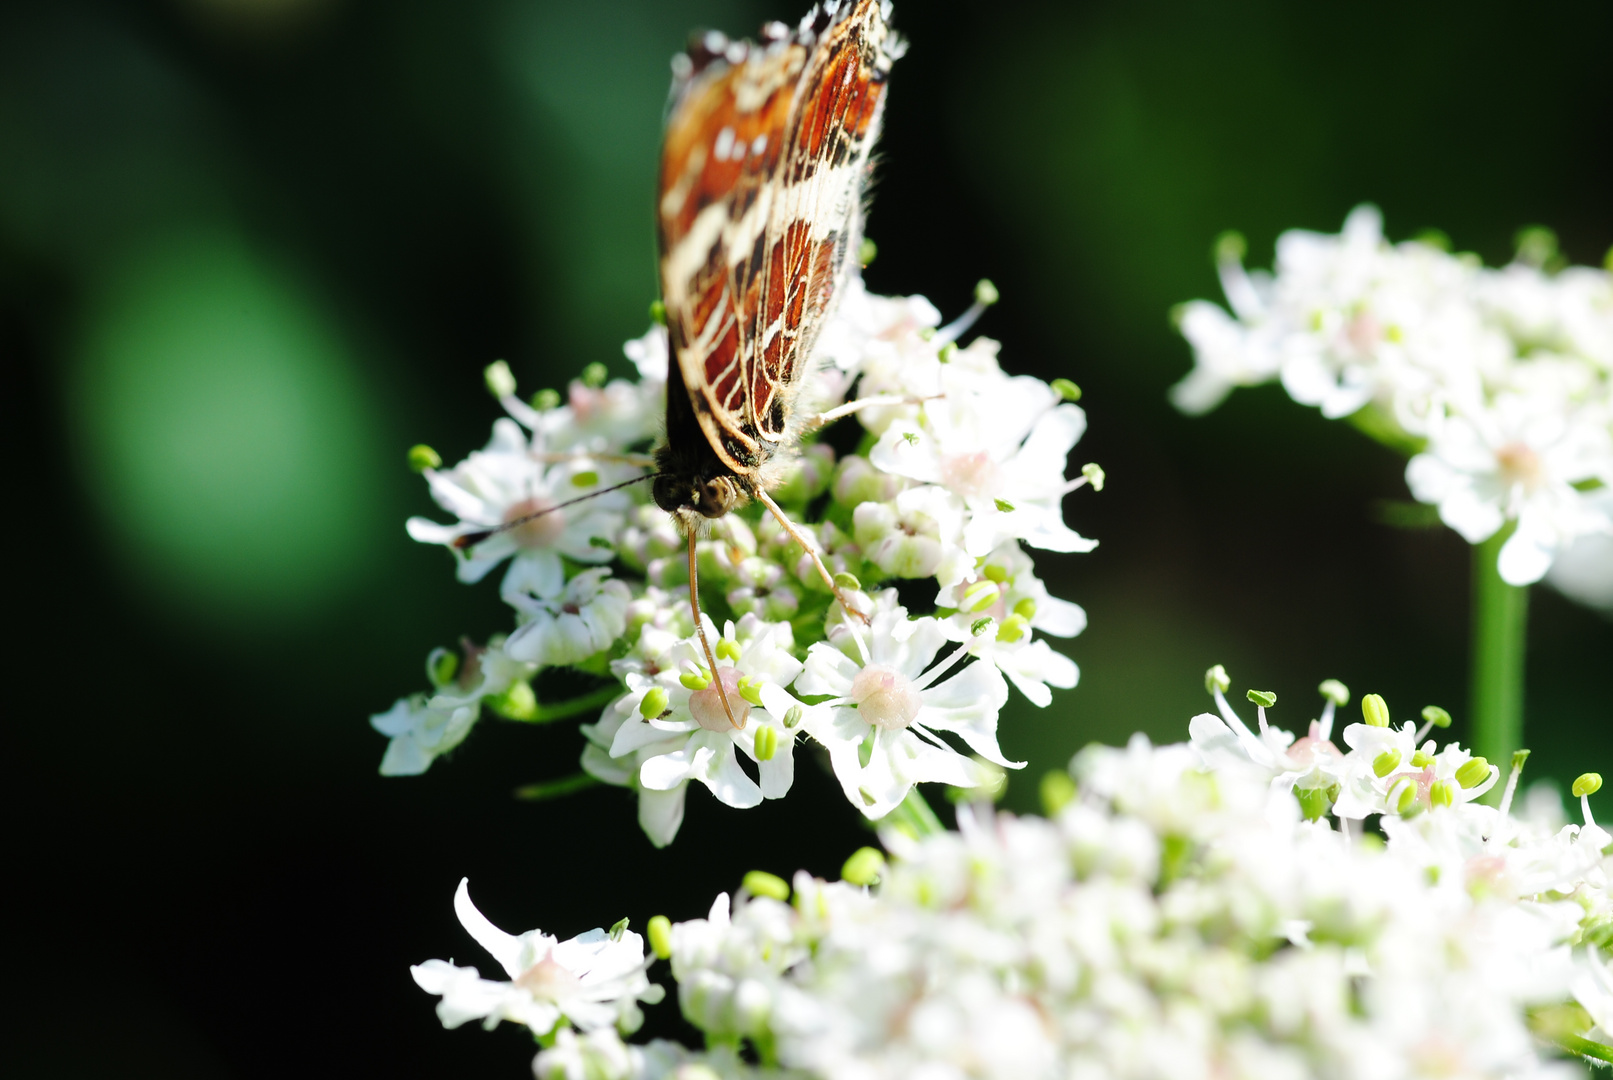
xmin=888 ymin=788 xmax=946 ymax=838
xmin=1469 ymin=527 xmax=1529 ymax=776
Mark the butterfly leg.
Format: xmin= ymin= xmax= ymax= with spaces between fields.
xmin=805 ymin=393 xmax=942 ymax=432
xmin=753 ymin=489 xmax=871 ymax=625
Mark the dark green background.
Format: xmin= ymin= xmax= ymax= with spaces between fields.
xmin=7 ymin=0 xmax=1610 ymax=1075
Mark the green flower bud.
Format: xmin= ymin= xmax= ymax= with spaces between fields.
xmin=1247 ymin=689 xmax=1276 ymax=709
xmin=832 ymin=571 xmax=862 ymax=593
xmin=1514 ymin=225 xmax=1559 ymax=268
xmin=857 ymin=237 xmax=878 ymax=266
xmin=1214 ymin=230 xmax=1247 ymax=264
xmin=716 ymin=638 xmax=741 ymax=662
xmin=486 ymin=679 xmax=538 ymax=721
xmin=680 ymin=669 xmax=710 ymax=691
xmin=407 ymin=444 xmax=442 ymax=473
xmin=1040 ymin=770 xmax=1077 ymax=815
xmin=1081 ymin=462 xmax=1105 ymax=491
xmin=752 ymin=723 xmax=779 ymax=761
xmin=974 ymin=278 xmax=1000 ymax=306
xmin=1317 ymin=679 xmax=1350 ymax=706
xmin=580 ymin=361 xmax=608 ymax=389
xmin=531 ymin=387 xmax=562 ymax=411
xmin=647 ymin=914 xmax=672 ymax=959
xmin=572 ymin=470 xmax=599 ymax=488
xmin=982 ymin=563 xmax=1009 ymax=583
xmin=608 ymin=917 xmax=629 ymax=941
xmin=640 ymin=687 xmax=669 ymax=719
xmin=1295 ymin=785 xmax=1331 ymax=822
xmin=783 ymin=704 xmax=803 ymax=729
xmin=484 ymin=359 xmax=516 ymax=399
xmin=1361 ymin=693 xmax=1390 ymax=727
xmin=1412 ymin=228 xmax=1452 ymax=252
xmin=1430 ymin=779 xmax=1456 ymax=807
xmin=996 ymin=614 xmax=1028 ymax=643
xmin=1205 ymin=665 xmax=1231 ymax=694
xmin=648 ymin=299 xmax=667 ymax=326
xmin=1456 ymin=757 xmax=1490 ymax=789
xmin=841 ymin=846 xmax=885 ymax=886
xmin=427 ymin=648 xmax=459 ymax=687
xmin=1573 ymin=773 xmax=1603 ymax=798
xmin=742 ymin=870 xmax=790 ymax=901
xmin=737 ymin=675 xmax=764 ymax=707
xmin=1411 ymin=750 xmax=1434 ymax=768
xmin=1421 ymin=705 xmax=1452 ymax=728
xmin=994 ymin=498 xmax=1016 ymax=513
xmin=1373 ymin=749 xmax=1402 ymax=777
xmin=960 ymin=580 xmax=1000 ymax=613
xmin=1051 ymin=378 xmax=1082 ymax=403
xmin=1012 ymin=597 xmax=1038 ymax=620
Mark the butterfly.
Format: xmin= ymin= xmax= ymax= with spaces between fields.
xmin=649 ymin=0 xmax=901 ymax=721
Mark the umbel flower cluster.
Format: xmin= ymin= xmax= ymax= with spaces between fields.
xmin=373 ymin=277 xmax=1100 ymax=845
xmin=411 ymin=676 xmax=1613 ymax=1079
xmin=1173 ymin=207 xmax=1613 ymax=600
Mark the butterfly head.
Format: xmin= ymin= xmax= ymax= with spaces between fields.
xmin=653 ymin=472 xmax=744 ymax=520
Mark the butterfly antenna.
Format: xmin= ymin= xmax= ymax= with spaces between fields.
xmin=451 ymin=473 xmax=656 ymax=550
xmin=687 ymin=525 xmax=740 ymax=729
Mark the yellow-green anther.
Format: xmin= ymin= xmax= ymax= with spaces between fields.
xmin=1456 ymin=757 xmax=1490 ymax=789
xmin=640 ymin=687 xmax=669 ymax=719
xmin=971 ymin=616 xmax=996 ymax=637
xmin=646 ymin=914 xmax=672 ymax=959
xmin=938 ymin=341 xmax=957 ymax=363
xmin=961 ymin=580 xmax=1000 ymax=613
xmin=572 ymin=470 xmax=599 ymax=488
xmin=486 ymin=679 xmax=537 ymax=721
xmin=1081 ymin=463 xmax=1105 ymax=491
xmin=1411 ymin=750 xmax=1434 ymax=768
xmin=1395 ymin=780 xmax=1419 ymax=814
xmin=997 ymin=614 xmax=1028 ymax=643
xmin=1430 ymin=779 xmax=1455 ymax=807
xmin=833 ymin=571 xmax=862 ymax=592
xmin=1373 ymin=749 xmax=1402 ymax=778
xmin=1247 ymin=689 xmax=1276 ymax=709
xmin=1205 ymin=665 xmax=1231 ymax=694
xmin=580 ymin=362 xmax=608 ymax=389
xmin=857 ymin=238 xmax=878 ymax=265
xmin=753 ymin=724 xmax=778 ymax=761
xmin=1361 ymin=693 xmax=1390 ymax=727
xmin=842 ymin=846 xmax=885 ymax=886
xmin=975 ymin=278 xmax=1000 ymax=306
xmin=994 ymin=498 xmax=1015 ymax=513
xmin=1051 ymin=378 xmax=1082 ymax=402
xmin=1214 ymin=230 xmax=1247 ymax=263
xmin=407 ymin=444 xmax=442 ymax=473
xmin=680 ymin=669 xmax=710 ymax=691
xmin=428 ymin=649 xmax=459 ymax=687
xmin=1574 ymin=773 xmax=1603 ymax=798
xmin=1040 ymin=770 xmax=1077 ymax=815
xmin=531 ymin=388 xmax=561 ymax=411
xmin=716 ymin=638 xmax=741 ymax=662
xmin=1318 ymin=679 xmax=1349 ymax=706
xmin=608 ymin=917 xmax=629 ymax=941
xmin=737 ymin=676 xmax=764 ymax=707
xmin=1012 ymin=597 xmax=1038 ymax=620
xmin=1413 ymin=228 xmax=1452 ymax=252
xmin=1511 ymin=749 xmax=1532 ymax=772
xmin=783 ymin=704 xmax=803 ymax=729
xmin=982 ymin=564 xmax=1009 ymax=583
xmin=484 ymin=359 xmax=516 ymax=398
xmin=902 ymin=431 xmax=920 ymax=445
xmin=742 ymin=870 xmax=790 ymax=901
xmin=1514 ymin=225 xmax=1559 ymax=267
xmin=1421 ymin=705 xmax=1451 ymax=728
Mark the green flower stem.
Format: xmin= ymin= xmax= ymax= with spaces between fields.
xmin=507 ymin=685 xmax=622 ymax=725
xmin=888 ymin=788 xmax=946 ymax=838
xmin=1470 ymin=526 xmax=1529 ymax=784
xmin=513 ymin=773 xmax=600 ymax=801
xmin=1557 ymin=1033 xmax=1613 ymax=1067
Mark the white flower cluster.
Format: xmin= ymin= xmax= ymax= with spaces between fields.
xmin=374 ymin=278 xmax=1099 ymax=845
xmin=1173 ymin=206 xmax=1613 ymax=594
xmin=443 ymin=676 xmax=1613 ymax=1080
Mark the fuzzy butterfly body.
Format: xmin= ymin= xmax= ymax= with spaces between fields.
xmin=652 ymin=0 xmax=901 ymax=521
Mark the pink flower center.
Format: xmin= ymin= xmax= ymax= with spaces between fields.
xmin=849 ymin=664 xmax=921 ymax=730
xmin=503 ymin=496 xmax=567 ymax=548
xmin=514 ymin=954 xmax=582 ymax=1000
xmin=940 ymin=451 xmax=1004 ymax=499
xmin=1495 ymin=441 xmax=1544 ymax=493
xmin=689 ymin=667 xmax=750 ymax=731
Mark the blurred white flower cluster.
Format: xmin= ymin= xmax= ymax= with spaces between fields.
xmin=1173 ymin=206 xmax=1613 ymax=596
xmin=412 ymin=676 xmax=1613 ymax=1080
xmin=374 ymin=278 xmax=1099 ymax=845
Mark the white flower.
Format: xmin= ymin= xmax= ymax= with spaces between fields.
xmin=406 ymin=418 xmax=630 ymax=595
xmin=794 ymin=590 xmax=1016 ymax=817
xmin=851 ymin=485 xmax=973 ymax=587
xmin=1546 ymin=487 xmax=1613 ymax=611
xmin=370 ymin=641 xmax=534 ymax=776
xmin=411 ymin=879 xmax=662 ymax=1035
xmin=505 ymin=566 xmax=632 ymax=666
